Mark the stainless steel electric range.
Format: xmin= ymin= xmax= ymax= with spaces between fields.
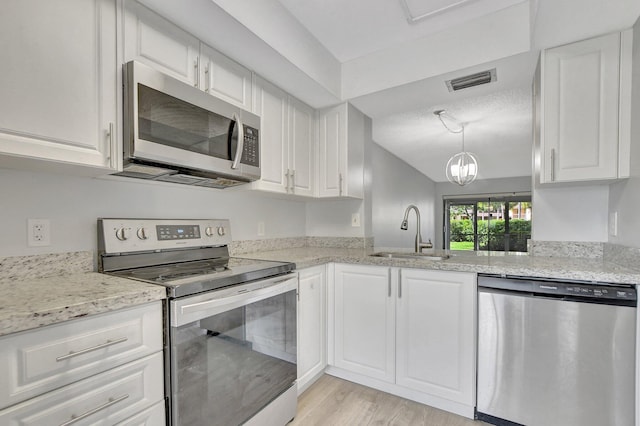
xmin=98 ymin=218 xmax=298 ymax=426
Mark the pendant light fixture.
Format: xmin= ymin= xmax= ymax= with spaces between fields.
xmin=435 ymin=110 xmax=478 ymax=186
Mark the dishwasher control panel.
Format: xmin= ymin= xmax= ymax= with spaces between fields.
xmin=537 ymin=282 xmax=637 ymax=301
xmin=478 ymin=274 xmax=637 ymax=306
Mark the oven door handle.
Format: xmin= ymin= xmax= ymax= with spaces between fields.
xmin=172 ymin=274 xmax=298 ymax=326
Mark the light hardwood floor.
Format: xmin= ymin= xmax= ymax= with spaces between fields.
xmin=290 ymin=375 xmax=489 ymax=426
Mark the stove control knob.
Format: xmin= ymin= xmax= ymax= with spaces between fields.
xmin=205 ymin=226 xmax=215 ymax=237
xmin=217 ymin=226 xmax=226 ymax=236
xmin=115 ymin=227 xmax=130 ymax=241
xmin=137 ymin=227 xmax=149 ymax=240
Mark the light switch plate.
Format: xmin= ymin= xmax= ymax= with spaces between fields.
xmin=351 ymin=213 xmax=361 ymax=227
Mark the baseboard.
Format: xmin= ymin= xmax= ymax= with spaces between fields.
xmin=325 ymin=366 xmax=475 ymax=419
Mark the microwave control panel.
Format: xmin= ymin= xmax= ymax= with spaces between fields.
xmin=241 ymin=126 xmax=259 ymax=167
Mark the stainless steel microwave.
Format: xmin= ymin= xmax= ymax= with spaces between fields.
xmin=118 ymin=61 xmax=260 ymax=188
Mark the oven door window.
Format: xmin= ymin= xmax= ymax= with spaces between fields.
xmin=170 ymin=289 xmax=297 ymax=426
xmin=137 ymin=84 xmax=238 ymax=161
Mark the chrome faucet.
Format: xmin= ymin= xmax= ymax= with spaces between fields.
xmin=400 ymin=204 xmax=433 ymax=253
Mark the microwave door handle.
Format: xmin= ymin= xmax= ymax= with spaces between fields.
xmin=231 ymin=113 xmax=244 ymax=169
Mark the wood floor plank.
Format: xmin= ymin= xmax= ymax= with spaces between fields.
xmin=290 ymin=375 xmax=488 ymax=426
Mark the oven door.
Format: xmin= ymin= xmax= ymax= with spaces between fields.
xmin=168 ymin=273 xmax=297 ymax=426
xmin=124 ymin=61 xmax=260 ymax=181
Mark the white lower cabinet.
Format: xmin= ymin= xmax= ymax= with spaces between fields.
xmin=297 ymin=265 xmax=327 ymax=394
xmin=0 ymin=353 xmax=164 ymax=426
xmin=332 ymin=264 xmax=395 ymax=383
xmin=0 ymin=302 xmax=165 ymax=425
xmin=396 ymin=269 xmax=476 ymax=407
xmin=329 ymin=264 xmax=476 ymax=419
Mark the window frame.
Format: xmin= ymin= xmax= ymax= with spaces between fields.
xmin=443 ymin=194 xmax=532 ymax=253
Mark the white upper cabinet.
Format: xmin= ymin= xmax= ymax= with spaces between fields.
xmin=123 ymin=0 xmax=199 ymax=86
xmin=535 ymin=30 xmax=632 ymax=185
xmin=252 ymin=77 xmax=315 ymax=196
xmin=288 ymin=97 xmax=315 ymax=196
xmin=317 ymin=103 xmax=365 ymax=198
xmin=199 ymin=44 xmax=253 ymax=110
xmin=252 ymin=77 xmax=290 ymax=193
xmin=123 ymin=0 xmax=252 ymax=110
xmin=0 ymin=0 xmax=118 ymax=175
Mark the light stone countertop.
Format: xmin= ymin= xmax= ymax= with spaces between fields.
xmin=0 ymin=272 xmax=166 ymax=337
xmin=239 ymin=247 xmax=640 ymax=285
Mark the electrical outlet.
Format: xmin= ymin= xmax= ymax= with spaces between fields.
xmin=28 ymin=219 xmax=51 ymax=246
xmin=351 ymin=213 xmax=361 ymax=227
xmin=257 ymin=221 xmax=265 ymax=236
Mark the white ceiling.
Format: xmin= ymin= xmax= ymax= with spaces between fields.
xmin=276 ymin=0 xmax=525 ymax=62
xmin=143 ymin=0 xmax=640 ymax=182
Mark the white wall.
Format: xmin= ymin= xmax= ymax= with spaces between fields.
xmin=532 ymin=184 xmax=609 ymax=241
xmin=435 ymin=176 xmax=532 ymax=249
xmin=305 ymin=198 xmax=365 ymax=237
xmin=609 ymin=15 xmax=640 ymax=248
xmin=371 ymin=144 xmax=436 ymax=250
xmin=0 ymin=168 xmax=307 ymax=257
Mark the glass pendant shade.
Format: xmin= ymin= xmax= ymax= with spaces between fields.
xmin=446 ymin=151 xmax=478 ymax=186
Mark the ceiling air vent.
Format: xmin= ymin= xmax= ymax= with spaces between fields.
xmin=445 ymin=68 xmax=497 ymax=92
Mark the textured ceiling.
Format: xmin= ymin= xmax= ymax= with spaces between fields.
xmin=373 ymin=88 xmax=533 ymax=182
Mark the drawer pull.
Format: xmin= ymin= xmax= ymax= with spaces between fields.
xmin=56 ymin=337 xmax=128 ymax=362
xmin=59 ymin=394 xmax=129 ymax=426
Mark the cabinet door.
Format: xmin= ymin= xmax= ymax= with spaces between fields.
xmin=333 ymin=264 xmax=394 ymax=383
xmin=0 ymin=0 xmax=117 ymax=173
xmin=123 ymin=0 xmax=199 ymax=87
xmin=289 ymin=97 xmax=315 ymax=197
xmin=297 ymin=266 xmax=326 ymax=393
xmin=252 ymin=77 xmax=289 ymax=193
xmin=317 ymin=104 xmax=346 ymax=197
xmin=542 ymin=32 xmax=621 ymax=182
xmin=396 ymin=269 xmax=476 ymax=406
xmin=200 ymin=44 xmax=253 ymax=110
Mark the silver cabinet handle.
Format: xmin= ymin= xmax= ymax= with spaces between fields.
xmin=231 ymin=113 xmax=244 ymax=170
xmin=388 ymin=280 xmax=391 ymax=298
xmin=204 ymin=64 xmax=210 ymax=93
xmin=550 ymin=148 xmax=555 ymax=181
xmin=285 ymin=169 xmax=291 ymax=193
xmin=398 ymin=281 xmax=402 ymax=299
xmin=56 ymin=337 xmax=128 ymax=362
xmin=107 ymin=122 xmax=115 ymax=169
xmin=194 ymin=57 xmax=199 ymax=88
xmin=59 ymin=394 xmax=129 ymax=426
xmin=291 ymin=169 xmax=295 ymax=192
xmin=339 ymin=173 xmax=343 ymax=196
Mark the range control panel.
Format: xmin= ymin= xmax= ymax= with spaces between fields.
xmin=98 ymin=218 xmax=232 ymax=254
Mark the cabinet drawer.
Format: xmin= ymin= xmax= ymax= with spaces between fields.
xmin=0 ymin=352 xmax=164 ymax=425
xmin=0 ymin=302 xmax=162 ymax=409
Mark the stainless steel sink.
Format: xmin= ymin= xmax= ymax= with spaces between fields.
xmin=369 ymin=252 xmax=450 ymax=260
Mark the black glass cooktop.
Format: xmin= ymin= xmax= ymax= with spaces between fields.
xmin=111 ymin=257 xmax=295 ymax=298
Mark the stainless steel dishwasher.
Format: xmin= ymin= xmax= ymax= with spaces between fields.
xmin=477 ymin=274 xmax=636 ymax=426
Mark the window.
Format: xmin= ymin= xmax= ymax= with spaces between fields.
xmin=444 ymin=195 xmax=532 ymax=253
